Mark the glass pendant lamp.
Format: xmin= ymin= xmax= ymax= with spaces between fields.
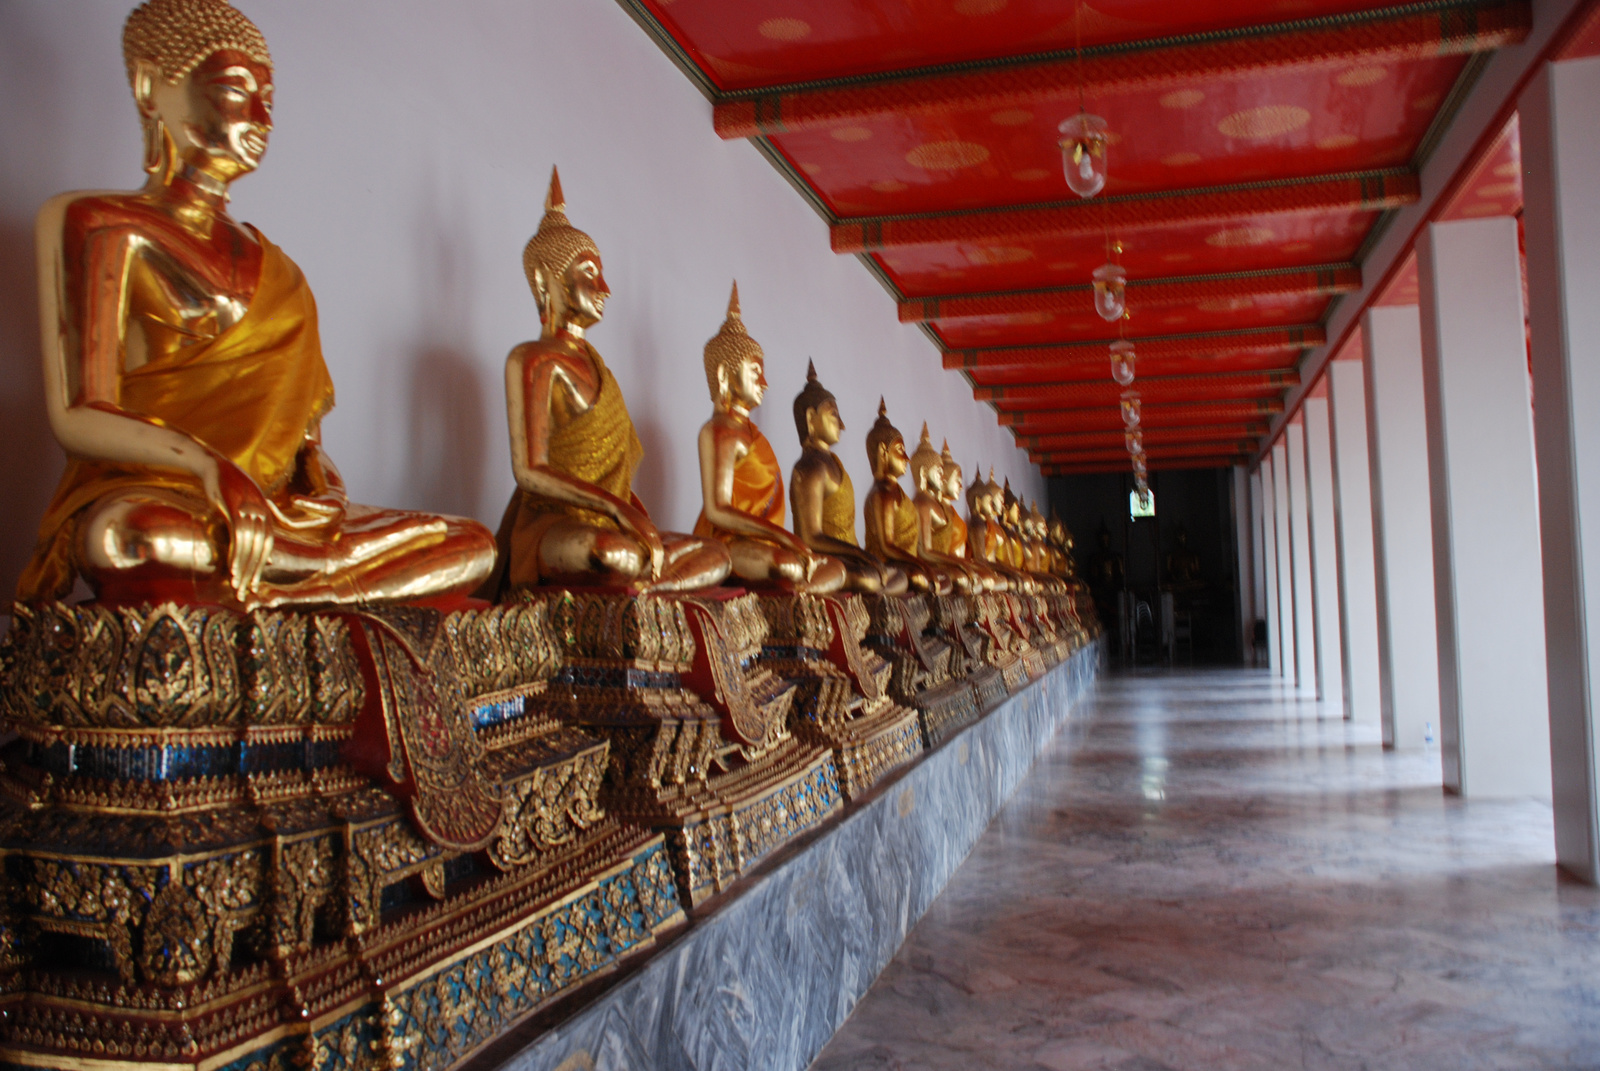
xmin=1092 ymin=262 xmax=1127 ymax=322
xmin=1110 ymin=339 xmax=1136 ymax=386
xmin=1058 ymin=112 xmax=1109 ymax=198
xmin=1120 ymin=391 xmax=1141 ymax=430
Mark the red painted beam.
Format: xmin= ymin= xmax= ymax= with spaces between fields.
xmin=714 ymin=1 xmax=1530 ymax=139
xmin=945 ymin=326 xmax=1323 ymax=372
xmin=1044 ymin=455 xmax=1251 ymax=475
xmin=901 ymin=265 xmax=1359 ymax=324
xmin=1019 ymin=423 xmax=1270 ymax=451
xmin=1002 ymin=398 xmax=1284 ymax=431
xmin=834 ymin=171 xmax=1416 ymax=254
xmin=978 ymin=372 xmax=1298 ymax=411
xmin=1031 ymin=439 xmax=1258 ymax=462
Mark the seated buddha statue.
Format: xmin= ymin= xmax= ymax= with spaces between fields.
xmin=935 ymin=449 xmax=1004 ymax=594
xmin=1026 ymin=501 xmax=1066 ymax=591
xmin=1048 ymin=512 xmax=1079 ymax=580
xmin=788 ymin=362 xmax=907 ymax=595
xmin=494 ymin=170 xmax=730 ymax=595
xmin=862 ymin=401 xmax=950 ymax=596
xmin=18 ymin=0 xmax=495 ymax=610
xmin=1165 ymin=524 xmax=1205 ymax=593
xmin=968 ymin=472 xmax=1032 ymax=593
xmin=1001 ymin=480 xmax=1031 ymax=571
xmin=694 ymin=286 xmax=845 ymax=594
xmin=909 ymin=426 xmax=982 ymax=595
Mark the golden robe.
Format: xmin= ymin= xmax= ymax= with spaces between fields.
xmin=694 ymin=422 xmax=784 ymax=540
xmin=498 ymin=342 xmax=645 ymax=587
xmin=932 ymin=508 xmax=967 ymax=557
xmin=821 ymin=467 xmax=858 ymax=546
xmin=18 ymin=233 xmax=336 ymax=601
xmin=865 ymin=485 xmax=919 ymax=559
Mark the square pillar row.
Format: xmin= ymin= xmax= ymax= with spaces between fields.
xmin=1303 ymin=395 xmax=1345 ymax=712
xmin=1417 ymin=217 xmax=1551 ymax=799
xmin=1272 ymin=442 xmax=1296 ymax=682
xmin=1523 ymin=55 xmax=1600 ymax=879
xmin=1287 ymin=419 xmax=1319 ymax=696
xmin=1327 ymin=358 xmax=1383 ymax=726
xmin=1250 ymin=467 xmax=1269 ymax=666
xmin=1233 ymin=466 xmax=1256 ymax=662
xmin=1261 ymin=452 xmax=1285 ymax=676
xmin=1363 ymin=305 xmax=1441 ymax=750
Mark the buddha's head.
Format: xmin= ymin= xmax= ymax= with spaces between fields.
xmin=124 ymin=0 xmax=274 ymax=185
xmin=793 ymin=360 xmax=842 ymax=448
xmin=704 ymin=282 xmax=767 ymax=413
xmin=524 ymin=167 xmax=608 ymax=335
xmin=940 ymin=442 xmax=963 ymax=505
xmin=1003 ymin=480 xmax=1022 ymax=526
xmin=1029 ymin=501 xmax=1048 ymax=539
xmin=979 ymin=468 xmax=1002 ymax=521
xmin=866 ymin=399 xmax=909 ymax=481
xmin=909 ymin=423 xmax=943 ymax=496
xmin=1049 ymin=512 xmax=1072 ymax=551
xmin=966 ymin=462 xmax=986 ymax=515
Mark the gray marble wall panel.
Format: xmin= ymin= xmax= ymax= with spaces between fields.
xmin=488 ymin=643 xmax=1101 ymax=1071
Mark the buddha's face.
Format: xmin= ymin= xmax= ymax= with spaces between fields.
xmin=562 ymin=255 xmax=609 ymax=328
xmin=732 ymin=355 xmax=767 ymax=410
xmin=807 ymin=399 xmax=843 ymax=447
xmin=139 ymin=50 xmax=273 ymax=182
xmin=943 ymin=465 xmax=962 ymax=502
xmin=876 ymin=437 xmax=909 ymax=480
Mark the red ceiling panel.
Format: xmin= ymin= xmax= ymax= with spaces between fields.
xmin=774 ymin=57 xmax=1465 ymax=217
xmin=622 ymin=0 xmax=1532 ymax=471
xmin=874 ymin=206 xmax=1381 ymax=297
xmin=636 ymin=0 xmax=1432 ymax=91
xmin=932 ymin=290 xmax=1332 ymax=347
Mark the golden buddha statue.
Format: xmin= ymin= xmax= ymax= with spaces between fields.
xmin=936 ymin=449 xmax=1005 ymax=594
xmin=694 ymin=285 xmax=845 ymax=594
xmin=1048 ymin=512 xmax=1078 ymax=580
xmin=1001 ymin=480 xmax=1030 ymax=571
xmin=789 ymin=362 xmax=907 ymax=595
xmin=967 ymin=470 xmax=1031 ymax=592
xmin=910 ymin=425 xmax=982 ymax=595
xmin=19 ymin=0 xmax=495 ymax=610
xmin=863 ymin=400 xmax=949 ymax=596
xmin=494 ymin=170 xmax=729 ymax=595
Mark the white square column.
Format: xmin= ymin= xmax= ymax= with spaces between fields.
xmin=1522 ymin=55 xmax=1600 ymax=878
xmin=1250 ymin=467 xmax=1268 ymax=661
xmin=1363 ymin=306 xmax=1440 ymax=749
xmin=1272 ymin=442 xmax=1297 ymax=682
xmin=1287 ymin=420 xmax=1319 ymax=696
xmin=1233 ymin=466 xmax=1255 ymax=659
xmin=1303 ymin=396 xmax=1345 ymax=711
xmin=1327 ymin=359 xmax=1383 ymax=726
xmin=1261 ymin=453 xmax=1285 ymax=675
xmin=1417 ymin=218 xmax=1551 ymax=799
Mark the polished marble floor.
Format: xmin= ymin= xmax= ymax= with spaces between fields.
xmin=809 ymin=669 xmax=1600 ymax=1071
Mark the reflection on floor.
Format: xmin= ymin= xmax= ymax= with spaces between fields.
xmin=808 ymin=669 xmax=1600 ymax=1071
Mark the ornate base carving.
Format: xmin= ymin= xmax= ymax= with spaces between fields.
xmin=0 ymin=600 xmax=681 ymax=1071
xmin=527 ymin=591 xmax=842 ymax=907
xmin=752 ymin=593 xmax=922 ymax=802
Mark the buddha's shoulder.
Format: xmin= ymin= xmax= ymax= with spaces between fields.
xmin=47 ymin=190 xmax=168 ymax=233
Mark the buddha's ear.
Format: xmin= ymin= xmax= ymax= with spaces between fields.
xmin=804 ymin=405 xmax=818 ymax=439
xmin=132 ymin=60 xmax=160 ymax=118
xmin=530 ymin=266 xmax=552 ymax=321
xmin=715 ymin=362 xmax=730 ymax=401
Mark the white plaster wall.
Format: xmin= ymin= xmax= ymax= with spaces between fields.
xmin=0 ymin=0 xmax=1043 ymax=600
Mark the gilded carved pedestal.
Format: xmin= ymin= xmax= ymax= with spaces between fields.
xmin=0 ymin=600 xmax=681 ymax=1071
xmin=754 ymin=593 xmax=923 ymax=800
xmin=528 ymin=590 xmax=842 ymax=908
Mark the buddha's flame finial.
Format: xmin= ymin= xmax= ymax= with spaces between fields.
xmin=878 ymin=397 xmax=888 ymax=419
xmin=919 ymin=422 xmax=931 ymax=447
xmin=703 ymin=280 xmax=762 ymax=401
xmin=941 ymin=439 xmax=955 ymax=466
xmin=806 ymin=358 xmax=818 ymax=383
xmin=546 ymin=166 xmax=565 ymax=213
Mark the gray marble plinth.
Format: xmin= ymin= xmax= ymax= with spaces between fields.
xmin=486 ymin=642 xmax=1100 ymax=1071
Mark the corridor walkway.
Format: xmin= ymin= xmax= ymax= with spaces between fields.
xmin=809 ymin=669 xmax=1600 ymax=1071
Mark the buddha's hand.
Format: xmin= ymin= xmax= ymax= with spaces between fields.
xmin=204 ymin=457 xmax=275 ymax=602
xmin=615 ymin=501 xmax=666 ymax=580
